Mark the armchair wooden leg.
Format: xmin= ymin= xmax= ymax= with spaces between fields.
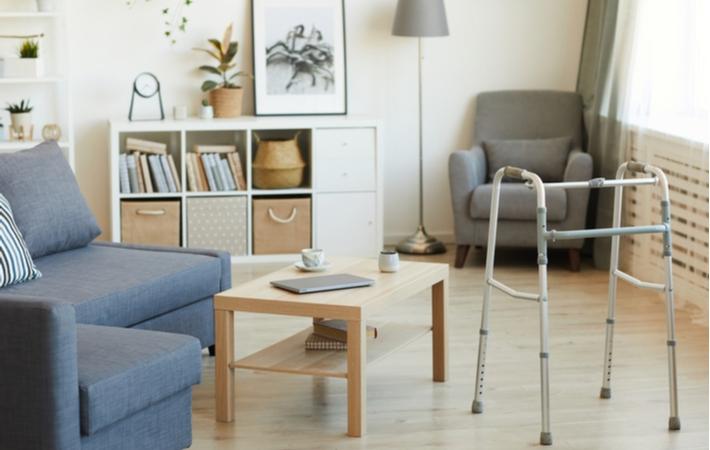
xmin=454 ymin=245 xmax=471 ymax=268
xmin=568 ymin=249 xmax=581 ymax=272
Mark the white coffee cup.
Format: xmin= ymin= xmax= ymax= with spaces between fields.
xmin=301 ymin=248 xmax=325 ymax=268
xmin=378 ymin=250 xmax=400 ymax=273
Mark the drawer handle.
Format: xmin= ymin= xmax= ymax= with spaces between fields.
xmin=136 ymin=209 xmax=166 ymax=216
xmin=268 ymin=207 xmax=297 ymax=224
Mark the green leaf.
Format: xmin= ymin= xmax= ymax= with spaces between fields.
xmin=198 ymin=65 xmax=222 ymax=75
xmin=229 ymin=71 xmax=253 ymax=80
xmin=201 ymin=80 xmax=219 ymax=92
xmin=193 ymin=47 xmax=221 ymax=62
xmin=207 ymin=39 xmax=223 ymax=55
xmin=224 ymin=42 xmax=238 ymax=63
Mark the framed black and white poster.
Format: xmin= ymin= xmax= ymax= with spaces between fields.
xmin=252 ymin=0 xmax=347 ymax=116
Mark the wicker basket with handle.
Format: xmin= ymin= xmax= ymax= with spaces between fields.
xmin=252 ymin=132 xmax=306 ymax=189
xmin=208 ymin=87 xmax=243 ymax=118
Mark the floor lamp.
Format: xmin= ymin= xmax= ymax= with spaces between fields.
xmin=392 ymin=0 xmax=449 ymax=255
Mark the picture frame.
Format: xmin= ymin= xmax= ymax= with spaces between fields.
xmin=251 ymin=0 xmax=347 ymax=116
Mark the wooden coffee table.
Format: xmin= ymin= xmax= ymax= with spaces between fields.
xmin=214 ymin=257 xmax=449 ymax=437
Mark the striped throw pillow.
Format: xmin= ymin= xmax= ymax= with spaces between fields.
xmin=0 ymin=193 xmax=41 ymax=287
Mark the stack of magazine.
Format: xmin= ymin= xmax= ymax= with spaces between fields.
xmin=119 ymin=138 xmax=181 ymax=194
xmin=186 ymin=145 xmax=246 ymax=192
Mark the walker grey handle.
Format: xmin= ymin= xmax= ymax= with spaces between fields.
xmin=503 ymin=166 xmax=525 ymax=180
xmin=626 ymin=161 xmax=648 ymax=173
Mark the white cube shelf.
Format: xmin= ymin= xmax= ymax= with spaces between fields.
xmin=109 ymin=116 xmax=384 ymax=262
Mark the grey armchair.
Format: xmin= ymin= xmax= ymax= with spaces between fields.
xmin=449 ymin=90 xmax=593 ymax=270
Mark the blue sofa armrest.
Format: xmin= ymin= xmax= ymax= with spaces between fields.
xmin=92 ymin=242 xmax=232 ymax=291
xmin=0 ymin=296 xmax=81 ymax=450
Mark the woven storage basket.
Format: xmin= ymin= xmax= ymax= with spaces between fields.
xmin=252 ymin=132 xmax=306 ymax=189
xmin=209 ymin=87 xmax=243 ymax=118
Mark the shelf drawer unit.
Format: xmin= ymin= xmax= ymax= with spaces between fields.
xmin=187 ymin=197 xmax=247 ymax=256
xmin=253 ymin=197 xmax=311 ymax=255
xmin=314 ymin=128 xmax=376 ymax=192
xmin=109 ymin=116 xmax=383 ymax=261
xmin=121 ymin=200 xmax=181 ymax=246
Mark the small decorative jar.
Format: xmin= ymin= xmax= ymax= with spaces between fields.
xmin=378 ymin=250 xmax=400 ymax=273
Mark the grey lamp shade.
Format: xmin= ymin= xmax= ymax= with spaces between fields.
xmin=392 ymin=0 xmax=449 ymax=37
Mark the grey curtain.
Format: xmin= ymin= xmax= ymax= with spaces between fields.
xmin=576 ymin=0 xmax=634 ymax=268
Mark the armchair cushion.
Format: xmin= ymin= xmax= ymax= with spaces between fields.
xmin=0 ymin=193 xmax=41 ymax=287
xmin=0 ymin=141 xmax=101 ymax=258
xmin=482 ymin=136 xmax=572 ymax=182
xmin=471 ymin=183 xmax=567 ymax=221
xmin=76 ymin=325 xmax=201 ymax=436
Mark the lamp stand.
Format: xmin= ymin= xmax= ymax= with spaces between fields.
xmin=396 ymin=37 xmax=446 ymax=255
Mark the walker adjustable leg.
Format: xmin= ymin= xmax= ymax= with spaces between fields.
xmin=537 ymin=207 xmax=552 ymax=446
xmin=600 ymin=169 xmax=625 ymax=400
xmin=661 ymin=199 xmax=681 ymax=431
xmin=472 ymin=172 xmax=504 ymax=415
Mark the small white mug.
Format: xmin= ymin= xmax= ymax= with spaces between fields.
xmin=173 ymin=105 xmax=188 ymax=120
xmin=378 ymin=250 xmax=400 ymax=273
xmin=301 ymin=248 xmax=325 ymax=268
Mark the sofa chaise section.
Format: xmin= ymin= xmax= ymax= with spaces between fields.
xmin=0 ymin=298 xmax=201 ymax=450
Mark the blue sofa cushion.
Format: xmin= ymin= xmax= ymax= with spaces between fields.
xmin=0 ymin=243 xmax=223 ymax=327
xmin=76 ymin=324 xmax=201 ymax=436
xmin=0 ymin=142 xmax=101 ymax=258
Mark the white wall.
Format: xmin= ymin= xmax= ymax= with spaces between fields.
xmin=68 ymin=0 xmax=588 ymax=243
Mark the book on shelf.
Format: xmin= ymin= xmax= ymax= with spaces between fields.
xmin=194 ymin=153 xmax=209 ymax=191
xmin=148 ymin=155 xmax=168 ymax=193
xmin=201 ymin=154 xmax=218 ymax=191
xmin=312 ymin=319 xmax=378 ymax=343
xmin=119 ymin=154 xmax=130 ymax=193
xmin=186 ymin=153 xmax=198 ymax=192
xmin=126 ymin=154 xmax=140 ymax=193
xmin=160 ymin=155 xmax=177 ymax=192
xmin=139 ymin=154 xmax=153 ymax=193
xmin=219 ymin=158 xmax=236 ymax=190
xmin=227 ymin=153 xmax=247 ymax=190
xmin=167 ymin=154 xmax=182 ymax=192
xmin=193 ymin=144 xmax=237 ymax=154
xmin=126 ymin=137 xmax=167 ymax=155
xmin=305 ymin=333 xmax=348 ymax=351
xmin=132 ymin=152 xmax=146 ymax=193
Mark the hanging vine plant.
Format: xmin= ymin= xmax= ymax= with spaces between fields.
xmin=126 ymin=0 xmax=194 ymax=44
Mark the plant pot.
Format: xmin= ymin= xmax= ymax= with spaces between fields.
xmin=200 ymin=105 xmax=214 ymax=120
xmin=1 ymin=57 xmax=43 ymax=78
xmin=208 ymin=87 xmax=243 ymax=118
xmin=36 ymin=0 xmax=55 ymax=11
xmin=10 ymin=112 xmax=33 ymax=141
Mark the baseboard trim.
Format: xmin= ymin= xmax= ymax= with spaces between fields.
xmin=384 ymin=231 xmax=455 ymax=246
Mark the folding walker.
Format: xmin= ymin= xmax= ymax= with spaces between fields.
xmin=471 ymin=161 xmax=680 ymax=446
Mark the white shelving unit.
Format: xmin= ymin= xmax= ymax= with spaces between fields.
xmin=0 ymin=2 xmax=74 ymax=168
xmin=109 ymin=116 xmax=384 ymax=263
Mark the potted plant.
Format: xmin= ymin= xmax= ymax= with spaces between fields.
xmin=5 ymin=99 xmax=34 ymax=141
xmin=199 ymin=99 xmax=214 ymax=119
xmin=3 ymin=39 xmax=43 ymax=78
xmin=194 ymin=23 xmax=250 ymax=118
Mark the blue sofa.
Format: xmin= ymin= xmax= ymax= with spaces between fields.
xmin=0 ymin=243 xmax=230 ymax=450
xmin=0 ymin=143 xmax=231 ymax=450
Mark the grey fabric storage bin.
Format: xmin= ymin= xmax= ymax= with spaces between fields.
xmin=186 ymin=196 xmax=247 ymax=256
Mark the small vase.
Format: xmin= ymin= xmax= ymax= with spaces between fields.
xmin=208 ymin=87 xmax=243 ymax=118
xmin=10 ymin=112 xmax=33 ymax=141
xmin=200 ymin=105 xmax=214 ymax=120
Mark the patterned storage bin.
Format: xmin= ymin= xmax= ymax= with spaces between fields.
xmin=187 ymin=196 xmax=247 ymax=256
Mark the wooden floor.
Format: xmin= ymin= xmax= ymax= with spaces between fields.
xmin=191 ymin=247 xmax=708 ymax=449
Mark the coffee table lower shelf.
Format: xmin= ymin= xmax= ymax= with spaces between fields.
xmin=231 ymin=323 xmax=431 ymax=379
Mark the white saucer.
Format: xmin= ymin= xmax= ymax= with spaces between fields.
xmin=294 ymin=261 xmax=331 ymax=272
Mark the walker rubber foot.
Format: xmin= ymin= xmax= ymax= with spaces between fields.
xmin=599 ymin=387 xmax=611 ymax=399
xmin=471 ymin=400 xmax=483 ymax=414
xmin=540 ymin=432 xmax=552 ymax=446
xmin=669 ymin=416 xmax=681 ymax=431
